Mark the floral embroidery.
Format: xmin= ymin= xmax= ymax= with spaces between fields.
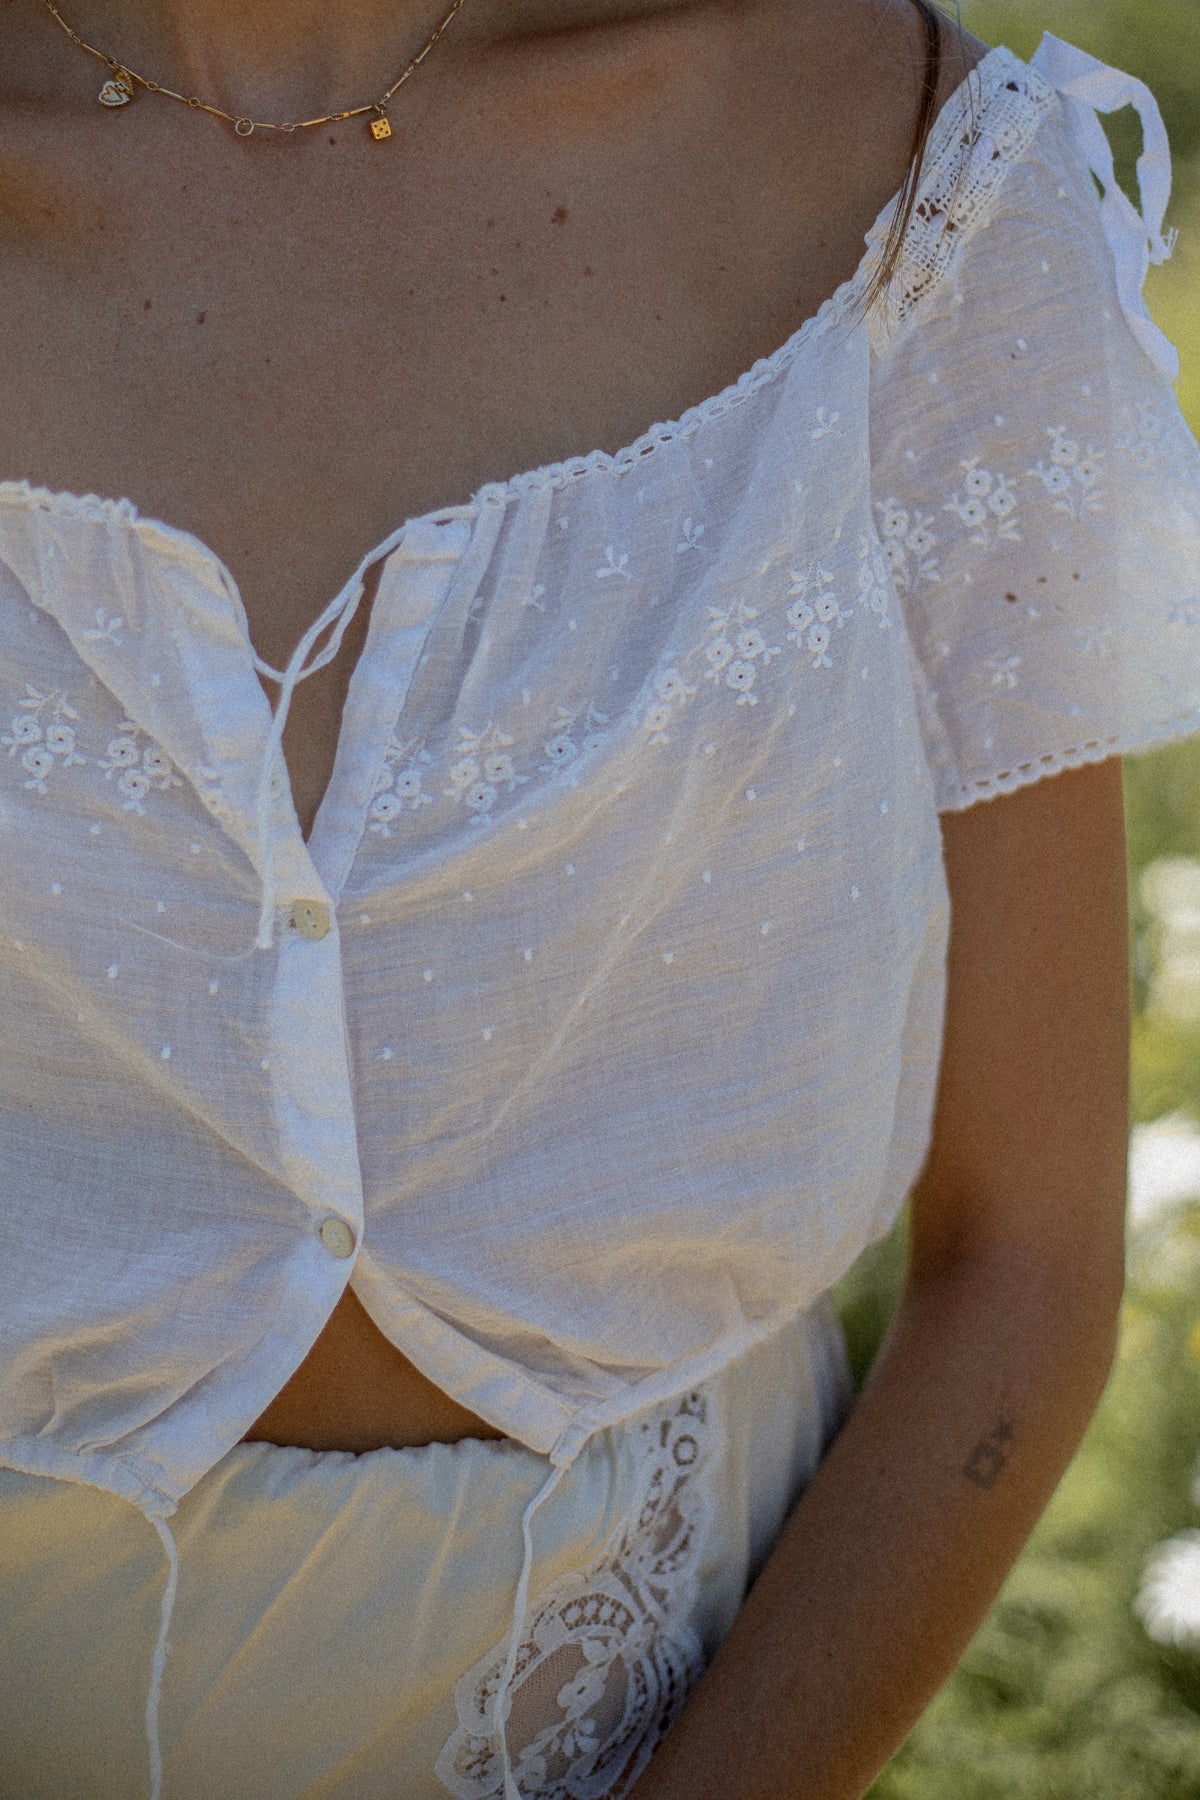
xmin=596 ymin=547 xmax=632 ymax=581
xmin=642 ymin=669 xmax=698 ymax=747
xmin=674 ymin=518 xmax=706 ymax=556
xmin=873 ymin=498 xmax=942 ymax=591
xmin=2 ymin=686 xmax=86 ymax=794
xmin=81 ymin=607 xmax=125 ymax=643
xmin=1026 ymin=425 xmax=1104 ymax=521
xmin=538 ymin=703 xmax=609 ymax=780
xmin=97 ymin=723 xmax=183 ymax=814
xmin=699 ymin=598 xmax=783 ymax=706
xmin=784 ymin=567 xmax=851 ymax=672
xmin=369 ymin=735 xmax=436 ymax=835
xmin=434 ymin=1388 xmax=719 ymax=1800
xmin=943 ymin=457 xmax=1022 ymax=547
xmin=987 ymin=654 xmax=1022 ymax=690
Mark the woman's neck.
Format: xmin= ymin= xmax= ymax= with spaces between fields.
xmin=34 ymin=0 xmax=701 ymax=121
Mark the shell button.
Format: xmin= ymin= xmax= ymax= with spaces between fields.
xmin=290 ymin=900 xmax=331 ymax=940
xmin=318 ymin=1217 xmax=356 ymax=1259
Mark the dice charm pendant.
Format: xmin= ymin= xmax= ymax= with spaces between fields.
xmin=369 ymin=107 xmax=391 ymax=140
xmin=98 ymin=65 xmax=134 ymax=106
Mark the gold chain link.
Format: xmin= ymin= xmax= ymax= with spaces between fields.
xmin=40 ymin=0 xmax=470 ymax=137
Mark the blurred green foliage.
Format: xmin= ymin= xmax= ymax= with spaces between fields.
xmin=827 ymin=4 xmax=1200 ymax=1792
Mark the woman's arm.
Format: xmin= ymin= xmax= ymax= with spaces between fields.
xmin=630 ymin=756 xmax=1132 ymax=1800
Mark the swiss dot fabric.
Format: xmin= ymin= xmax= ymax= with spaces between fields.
xmin=2 ymin=29 xmax=1199 ymax=1800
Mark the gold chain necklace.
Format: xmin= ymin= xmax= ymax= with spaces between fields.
xmin=40 ymin=0 xmax=471 ymax=139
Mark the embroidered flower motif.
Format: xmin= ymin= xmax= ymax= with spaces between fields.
xmin=655 ymin=670 xmax=691 ymax=706
xmin=6 ymin=715 xmax=42 ymax=748
xmin=944 ymin=457 xmax=1023 ymax=546
xmin=44 ymin=723 xmax=83 ymax=764
xmin=434 ymin=1389 xmax=719 ymax=1800
xmin=675 ymin=518 xmax=706 ymax=555
xmin=464 ymin=781 xmax=498 ymax=813
xmin=370 ymin=791 xmax=405 ymax=827
xmin=117 ymin=768 xmax=152 ymax=810
xmin=596 ymin=546 xmax=632 ymax=581
xmin=810 ymin=406 xmax=841 ymax=441
xmin=102 ymin=735 xmax=140 ymax=771
xmin=81 ymin=607 xmax=125 ymax=643
xmin=542 ymin=733 xmax=576 ymax=767
xmin=724 ymin=659 xmax=757 ymax=702
xmin=20 ymin=745 xmax=54 ymax=791
xmin=446 ymin=755 xmax=482 ymax=793
xmin=1027 ymin=425 xmax=1104 ymax=521
xmin=988 ymin=654 xmax=1022 ymax=690
xmin=873 ymin=499 xmax=940 ymax=591
xmin=643 ymin=703 xmax=672 ymax=745
xmin=3 ymin=687 xmax=87 ymax=793
xmin=785 ymin=567 xmax=852 ymax=667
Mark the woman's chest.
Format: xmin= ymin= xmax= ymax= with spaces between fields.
xmin=0 ymin=0 xmax=928 ymax=833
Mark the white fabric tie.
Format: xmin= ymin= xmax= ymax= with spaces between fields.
xmin=1030 ymin=32 xmax=1180 ymax=384
xmin=251 ymin=521 xmax=415 ymax=950
xmin=145 ymin=1509 xmax=181 ymax=1800
xmin=494 ymin=1418 xmax=599 ymax=1800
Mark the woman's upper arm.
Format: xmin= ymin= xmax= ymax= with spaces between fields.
xmin=906 ymin=757 xmax=1131 ymax=1310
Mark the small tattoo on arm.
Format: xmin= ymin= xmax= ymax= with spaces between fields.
xmin=962 ymin=1415 xmax=1017 ymax=1490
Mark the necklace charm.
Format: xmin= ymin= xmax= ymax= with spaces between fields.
xmin=369 ymin=106 xmax=391 ymax=141
xmin=98 ymin=66 xmax=134 ymax=106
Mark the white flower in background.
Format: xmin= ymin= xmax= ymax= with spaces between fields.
xmin=1134 ymin=1529 xmax=1200 ymax=1650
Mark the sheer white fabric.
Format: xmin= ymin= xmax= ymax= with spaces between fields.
xmin=2 ymin=30 xmax=1199 ymax=1800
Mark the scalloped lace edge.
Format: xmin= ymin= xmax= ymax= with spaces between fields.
xmin=943 ymin=712 xmax=1200 ymax=808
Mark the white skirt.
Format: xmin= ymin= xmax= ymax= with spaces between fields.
xmin=0 ymin=1295 xmax=854 ymax=1800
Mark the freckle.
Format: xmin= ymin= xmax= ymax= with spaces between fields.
xmin=486 ymin=216 xmax=495 ymax=229
xmin=583 ymin=265 xmax=593 ymax=276
xmin=513 ymin=240 xmax=522 ymax=249
xmin=499 ymin=294 xmax=506 ymax=302
xmin=143 ymin=298 xmax=152 ymax=311
xmin=1072 ymin=571 xmax=1081 ymax=580
xmin=1005 ymin=592 xmax=1018 ymax=603
xmin=408 ymin=288 xmax=415 ymax=296
xmin=552 ymin=206 xmax=568 ymax=225
xmin=196 ymin=311 xmax=206 ymax=325
xmin=490 ymin=266 xmax=499 ymax=275
xmin=328 ymin=135 xmax=337 ymax=144
xmin=655 ymin=314 xmax=662 ymax=322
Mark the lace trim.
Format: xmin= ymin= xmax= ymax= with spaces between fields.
xmin=941 ymin=712 xmax=1200 ymax=810
xmin=865 ymin=63 xmax=1056 ymax=351
xmin=434 ymin=1388 xmax=722 ymax=1800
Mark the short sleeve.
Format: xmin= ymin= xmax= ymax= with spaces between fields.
xmin=867 ymin=34 xmax=1200 ymax=813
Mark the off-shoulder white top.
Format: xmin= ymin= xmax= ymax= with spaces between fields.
xmin=2 ymin=33 xmax=1198 ymax=1799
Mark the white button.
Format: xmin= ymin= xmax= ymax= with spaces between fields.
xmin=318 ymin=1217 xmax=356 ymax=1259
xmin=290 ymin=901 xmax=331 ymax=940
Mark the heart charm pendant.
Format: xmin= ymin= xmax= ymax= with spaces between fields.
xmin=98 ymin=69 xmax=134 ymax=107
